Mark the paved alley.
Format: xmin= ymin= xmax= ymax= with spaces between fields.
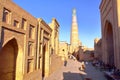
xmin=83 ymin=62 xmax=107 ymax=80
xmin=45 ymin=59 xmax=107 ymax=80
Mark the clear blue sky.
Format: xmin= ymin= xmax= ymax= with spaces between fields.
xmin=13 ymin=0 xmax=101 ymax=48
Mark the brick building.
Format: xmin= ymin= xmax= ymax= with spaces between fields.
xmin=0 ymin=0 xmax=62 ymax=80
xmin=100 ymin=0 xmax=120 ymax=69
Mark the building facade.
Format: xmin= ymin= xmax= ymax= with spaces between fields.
xmin=0 ymin=0 xmax=39 ymax=80
xmin=0 ymin=0 xmax=62 ymax=80
xmin=49 ymin=18 xmax=59 ymax=55
xmin=49 ymin=18 xmax=63 ymax=74
xmin=100 ymin=0 xmax=120 ymax=69
xmin=37 ymin=18 xmax=52 ymax=78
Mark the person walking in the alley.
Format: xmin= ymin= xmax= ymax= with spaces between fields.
xmin=64 ymin=60 xmax=67 ymax=66
xmin=80 ymin=61 xmax=86 ymax=71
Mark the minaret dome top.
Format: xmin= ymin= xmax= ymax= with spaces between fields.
xmin=73 ymin=8 xmax=76 ymax=16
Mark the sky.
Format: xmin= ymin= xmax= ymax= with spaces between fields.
xmin=13 ymin=0 xmax=102 ymax=48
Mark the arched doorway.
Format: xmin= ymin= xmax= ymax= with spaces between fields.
xmin=0 ymin=38 xmax=18 ymax=80
xmin=105 ymin=21 xmax=114 ymax=66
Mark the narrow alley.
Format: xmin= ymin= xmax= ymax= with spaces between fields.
xmin=45 ymin=59 xmax=107 ymax=80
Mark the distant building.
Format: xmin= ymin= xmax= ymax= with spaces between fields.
xmin=59 ymin=41 xmax=69 ymax=60
xmin=94 ymin=38 xmax=102 ymax=60
xmin=79 ymin=46 xmax=94 ymax=61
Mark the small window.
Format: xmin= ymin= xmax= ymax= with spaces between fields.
xmin=2 ymin=8 xmax=11 ymax=24
xmin=28 ymin=42 xmax=33 ymax=56
xmin=29 ymin=25 xmax=35 ymax=39
xmin=27 ymin=59 xmax=33 ymax=73
xmin=21 ymin=18 xmax=26 ymax=29
xmin=14 ymin=20 xmax=19 ymax=28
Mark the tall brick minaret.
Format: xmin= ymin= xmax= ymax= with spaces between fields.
xmin=70 ymin=9 xmax=80 ymax=52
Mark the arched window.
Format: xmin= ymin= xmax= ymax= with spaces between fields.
xmin=29 ymin=25 xmax=35 ymax=39
xmin=14 ymin=20 xmax=19 ymax=28
xmin=28 ymin=42 xmax=33 ymax=56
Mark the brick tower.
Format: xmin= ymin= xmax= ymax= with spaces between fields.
xmin=70 ymin=9 xmax=80 ymax=52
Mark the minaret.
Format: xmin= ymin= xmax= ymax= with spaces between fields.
xmin=70 ymin=9 xmax=80 ymax=51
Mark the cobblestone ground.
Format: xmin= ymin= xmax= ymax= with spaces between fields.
xmin=45 ymin=59 xmax=107 ymax=80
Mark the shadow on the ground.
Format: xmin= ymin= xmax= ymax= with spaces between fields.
xmin=63 ymin=72 xmax=83 ymax=80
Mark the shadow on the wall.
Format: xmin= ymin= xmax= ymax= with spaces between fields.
xmin=0 ymin=28 xmax=4 ymax=50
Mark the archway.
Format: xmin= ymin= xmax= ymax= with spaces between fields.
xmin=0 ymin=38 xmax=18 ymax=80
xmin=105 ymin=21 xmax=114 ymax=66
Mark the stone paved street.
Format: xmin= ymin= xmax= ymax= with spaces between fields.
xmin=83 ymin=62 xmax=107 ymax=80
xmin=45 ymin=59 xmax=107 ymax=80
